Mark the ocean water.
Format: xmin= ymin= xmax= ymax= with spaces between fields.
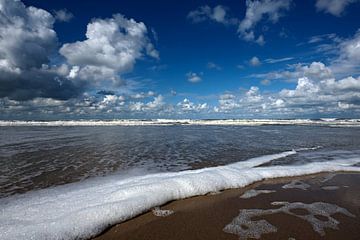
xmin=1 ymin=123 xmax=360 ymax=239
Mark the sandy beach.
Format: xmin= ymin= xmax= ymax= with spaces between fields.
xmin=94 ymin=172 xmax=360 ymax=240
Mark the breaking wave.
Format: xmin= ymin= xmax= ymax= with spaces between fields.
xmin=1 ymin=118 xmax=360 ymax=127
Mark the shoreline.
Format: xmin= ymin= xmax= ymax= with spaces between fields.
xmin=93 ymin=172 xmax=360 ymax=240
xmin=2 ymin=154 xmax=360 ymax=240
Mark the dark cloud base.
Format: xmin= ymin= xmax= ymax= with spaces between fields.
xmin=0 ymin=70 xmax=85 ymax=101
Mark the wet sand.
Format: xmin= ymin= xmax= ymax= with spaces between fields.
xmin=93 ymin=172 xmax=360 ymax=240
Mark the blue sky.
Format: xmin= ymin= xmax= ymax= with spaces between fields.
xmin=1 ymin=0 xmax=360 ymax=119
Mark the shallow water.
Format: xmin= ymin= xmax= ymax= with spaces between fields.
xmin=1 ymin=125 xmax=360 ymax=198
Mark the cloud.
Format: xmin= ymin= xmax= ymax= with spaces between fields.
xmin=97 ymin=90 xmax=116 ymax=95
xmin=307 ymin=33 xmax=340 ymax=44
xmin=245 ymin=86 xmax=263 ymax=103
xmin=169 ymin=90 xmax=176 ymax=96
xmin=177 ymin=98 xmax=208 ymax=112
xmin=217 ymin=94 xmax=239 ymax=111
xmin=315 ymin=0 xmax=359 ymax=17
xmin=0 ymin=0 xmax=85 ymax=100
xmin=188 ymin=1 xmax=291 ymax=45
xmin=340 ymin=30 xmax=360 ymax=63
xmin=0 ymin=92 xmax=167 ymax=117
xmin=186 ymin=72 xmax=202 ymax=83
xmin=148 ymin=64 xmax=167 ymax=71
xmin=237 ymin=64 xmax=245 ymax=69
xmin=0 ymin=66 xmax=84 ymax=101
xmin=261 ymin=79 xmax=271 ymax=85
xmin=129 ymin=95 xmax=165 ymax=112
xmin=130 ymin=91 xmax=156 ymax=99
xmin=216 ymin=87 xmax=264 ymax=113
xmin=144 ymin=95 xmax=165 ymax=109
xmin=60 ymin=14 xmax=158 ymax=85
xmin=300 ymin=62 xmax=333 ymax=79
xmin=331 ymin=29 xmax=360 ymax=74
xmin=303 ymin=33 xmax=342 ymax=55
xmin=207 ymin=62 xmax=222 ymax=70
xmin=0 ymin=0 xmax=57 ymax=70
xmin=187 ymin=5 xmax=238 ymax=25
xmin=256 ymin=29 xmax=360 ymax=80
xmin=215 ymin=61 xmax=360 ymax=117
xmin=2 ymin=60 xmax=360 ymax=118
xmin=219 ymin=93 xmax=236 ymax=100
xmin=301 ymin=29 xmax=360 ymax=75
xmin=238 ymin=0 xmax=292 ymax=44
xmin=252 ymin=61 xmax=334 ymax=82
xmin=53 ymin=9 xmax=73 ymax=22
xmin=264 ymin=57 xmax=294 ymax=63
xmin=100 ymin=94 xmax=125 ymax=108
xmin=0 ymin=0 xmax=159 ymax=102
xmin=278 ymin=74 xmax=360 ymax=111
xmin=249 ymin=56 xmax=261 ymax=66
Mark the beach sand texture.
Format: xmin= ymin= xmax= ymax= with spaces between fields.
xmin=94 ymin=173 xmax=360 ymax=240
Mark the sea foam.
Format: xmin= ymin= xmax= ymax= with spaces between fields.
xmin=224 ymin=201 xmax=355 ymax=238
xmin=240 ymin=189 xmax=276 ymax=199
xmin=0 ymin=150 xmax=360 ymax=240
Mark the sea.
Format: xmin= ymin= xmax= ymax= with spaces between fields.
xmin=1 ymin=119 xmax=360 ymax=239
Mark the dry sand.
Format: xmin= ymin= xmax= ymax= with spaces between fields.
xmin=93 ymin=173 xmax=360 ymax=240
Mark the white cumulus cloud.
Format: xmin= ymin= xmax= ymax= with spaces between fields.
xmin=60 ymin=14 xmax=158 ymax=85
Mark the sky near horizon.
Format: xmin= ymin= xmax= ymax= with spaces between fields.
xmin=0 ymin=0 xmax=360 ymax=119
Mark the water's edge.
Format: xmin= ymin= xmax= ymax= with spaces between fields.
xmin=1 ymin=150 xmax=360 ymax=240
